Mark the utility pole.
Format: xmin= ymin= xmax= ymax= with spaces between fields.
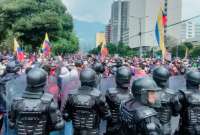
xmin=139 ymin=18 xmax=142 ymax=58
xmin=130 ymin=16 xmax=148 ymax=58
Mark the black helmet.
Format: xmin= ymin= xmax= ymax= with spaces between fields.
xmin=80 ymin=68 xmax=96 ymax=87
xmin=75 ymin=60 xmax=83 ymax=67
xmin=186 ymin=70 xmax=200 ymax=89
xmin=93 ymin=62 xmax=105 ymax=74
xmin=6 ymin=61 xmax=20 ymax=73
xmin=132 ymin=77 xmax=161 ymax=107
xmin=27 ymin=68 xmax=47 ymax=91
xmin=116 ymin=58 xmax=123 ymax=68
xmin=116 ymin=66 xmax=131 ymax=88
xmin=153 ymin=66 xmax=170 ymax=88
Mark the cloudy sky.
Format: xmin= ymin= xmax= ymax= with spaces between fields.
xmin=62 ymin=0 xmax=200 ymax=24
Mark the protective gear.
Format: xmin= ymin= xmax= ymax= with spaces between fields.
xmin=155 ymin=88 xmax=176 ymax=135
xmin=0 ymin=72 xmax=19 ymax=113
xmin=153 ymin=66 xmax=170 ymax=88
xmin=9 ymin=93 xmax=64 ymax=135
xmin=27 ymin=68 xmax=47 ymax=90
xmin=119 ymin=99 xmax=162 ymax=135
xmin=80 ymin=68 xmax=97 ymax=87
xmin=171 ymin=71 xmax=200 ymax=135
xmin=116 ymin=59 xmax=123 ymax=68
xmin=75 ymin=60 xmax=83 ymax=67
xmin=153 ymin=67 xmax=176 ymax=135
xmin=93 ymin=62 xmax=105 ymax=74
xmin=62 ymin=86 xmax=110 ymax=135
xmin=6 ymin=61 xmax=20 ymax=73
xmin=119 ymin=77 xmax=162 ymax=135
xmin=116 ymin=66 xmax=131 ymax=89
xmin=105 ymin=87 xmax=132 ymax=135
xmin=172 ymin=89 xmax=200 ymax=135
xmin=185 ymin=70 xmax=200 ymax=89
xmin=132 ymin=77 xmax=161 ymax=108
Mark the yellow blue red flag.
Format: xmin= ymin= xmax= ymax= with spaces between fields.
xmin=14 ymin=38 xmax=24 ymax=62
xmin=42 ymin=33 xmax=51 ymax=56
xmin=155 ymin=8 xmax=166 ymax=58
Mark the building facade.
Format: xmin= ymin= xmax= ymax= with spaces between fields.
xmin=128 ymin=0 xmax=182 ymax=48
xmin=110 ymin=0 xmax=130 ymax=45
xmin=105 ymin=23 xmax=112 ymax=44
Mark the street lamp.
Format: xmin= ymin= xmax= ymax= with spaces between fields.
xmin=130 ymin=16 xmax=149 ymax=58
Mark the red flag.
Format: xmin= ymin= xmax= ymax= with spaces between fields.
xmin=100 ymin=44 xmax=109 ymax=62
xmin=162 ymin=12 xmax=167 ymax=26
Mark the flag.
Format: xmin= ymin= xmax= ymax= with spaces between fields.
xmin=162 ymin=11 xmax=167 ymax=26
xmin=100 ymin=43 xmax=108 ymax=62
xmin=155 ymin=8 xmax=166 ymax=59
xmin=42 ymin=33 xmax=51 ymax=56
xmin=13 ymin=38 xmax=24 ymax=62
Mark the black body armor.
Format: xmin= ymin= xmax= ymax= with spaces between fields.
xmin=155 ymin=88 xmax=176 ymax=135
xmin=172 ymin=70 xmax=200 ymax=135
xmin=119 ymin=99 xmax=162 ymax=135
xmin=9 ymin=93 xmax=64 ymax=135
xmin=8 ymin=68 xmax=64 ymax=135
xmin=62 ymin=86 xmax=110 ymax=135
xmin=105 ymin=87 xmax=132 ymax=134
xmin=0 ymin=73 xmax=18 ymax=113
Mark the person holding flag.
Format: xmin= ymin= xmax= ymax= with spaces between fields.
xmin=42 ymin=32 xmax=51 ymax=57
xmin=13 ymin=38 xmax=24 ymax=62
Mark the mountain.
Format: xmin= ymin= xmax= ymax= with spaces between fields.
xmin=73 ymin=19 xmax=105 ymax=52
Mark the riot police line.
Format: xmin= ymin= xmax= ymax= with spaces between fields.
xmin=0 ymin=58 xmax=200 ymax=135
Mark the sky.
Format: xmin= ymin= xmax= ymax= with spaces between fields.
xmin=62 ymin=0 xmax=200 ymax=24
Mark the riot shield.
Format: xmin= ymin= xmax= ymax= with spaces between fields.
xmin=5 ymin=74 xmax=26 ymax=109
xmin=168 ymin=75 xmax=186 ymax=90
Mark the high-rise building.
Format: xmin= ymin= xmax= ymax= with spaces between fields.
xmin=129 ymin=0 xmax=182 ymax=48
xmin=110 ymin=0 xmax=130 ymax=45
xmin=181 ymin=21 xmax=195 ymax=41
xmin=96 ymin=32 xmax=106 ymax=47
xmin=181 ymin=22 xmax=200 ymax=41
xmin=105 ymin=23 xmax=112 ymax=44
xmin=195 ymin=23 xmax=200 ymax=38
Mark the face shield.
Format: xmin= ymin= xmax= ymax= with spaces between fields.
xmin=140 ymin=89 xmax=161 ymax=108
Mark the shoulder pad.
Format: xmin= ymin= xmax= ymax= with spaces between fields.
xmin=136 ymin=106 xmax=157 ymax=122
xmin=90 ymin=88 xmax=101 ymax=97
xmin=13 ymin=97 xmax=23 ymax=102
xmin=107 ymin=88 xmax=118 ymax=94
xmin=68 ymin=89 xmax=79 ymax=95
xmin=41 ymin=93 xmax=54 ymax=103
xmin=179 ymin=89 xmax=191 ymax=96
xmin=165 ymin=88 xmax=176 ymax=95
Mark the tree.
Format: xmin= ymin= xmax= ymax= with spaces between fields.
xmin=0 ymin=0 xmax=79 ymax=53
xmin=190 ymin=45 xmax=200 ymax=58
xmin=89 ymin=42 xmax=138 ymax=57
xmin=165 ymin=35 xmax=179 ymax=48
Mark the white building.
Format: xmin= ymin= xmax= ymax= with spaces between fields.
xmin=181 ymin=21 xmax=195 ymax=41
xmin=128 ymin=0 xmax=182 ymax=48
xmin=181 ymin=22 xmax=200 ymax=42
xmin=195 ymin=23 xmax=200 ymax=38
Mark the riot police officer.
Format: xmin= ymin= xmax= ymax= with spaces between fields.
xmin=0 ymin=61 xmax=20 ymax=131
xmin=119 ymin=77 xmax=163 ymax=135
xmin=62 ymin=68 xmax=110 ymax=135
xmin=92 ymin=62 xmax=105 ymax=90
xmin=153 ymin=66 xmax=177 ymax=135
xmin=105 ymin=66 xmax=132 ymax=135
xmin=9 ymin=68 xmax=64 ymax=135
xmin=172 ymin=70 xmax=200 ymax=135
